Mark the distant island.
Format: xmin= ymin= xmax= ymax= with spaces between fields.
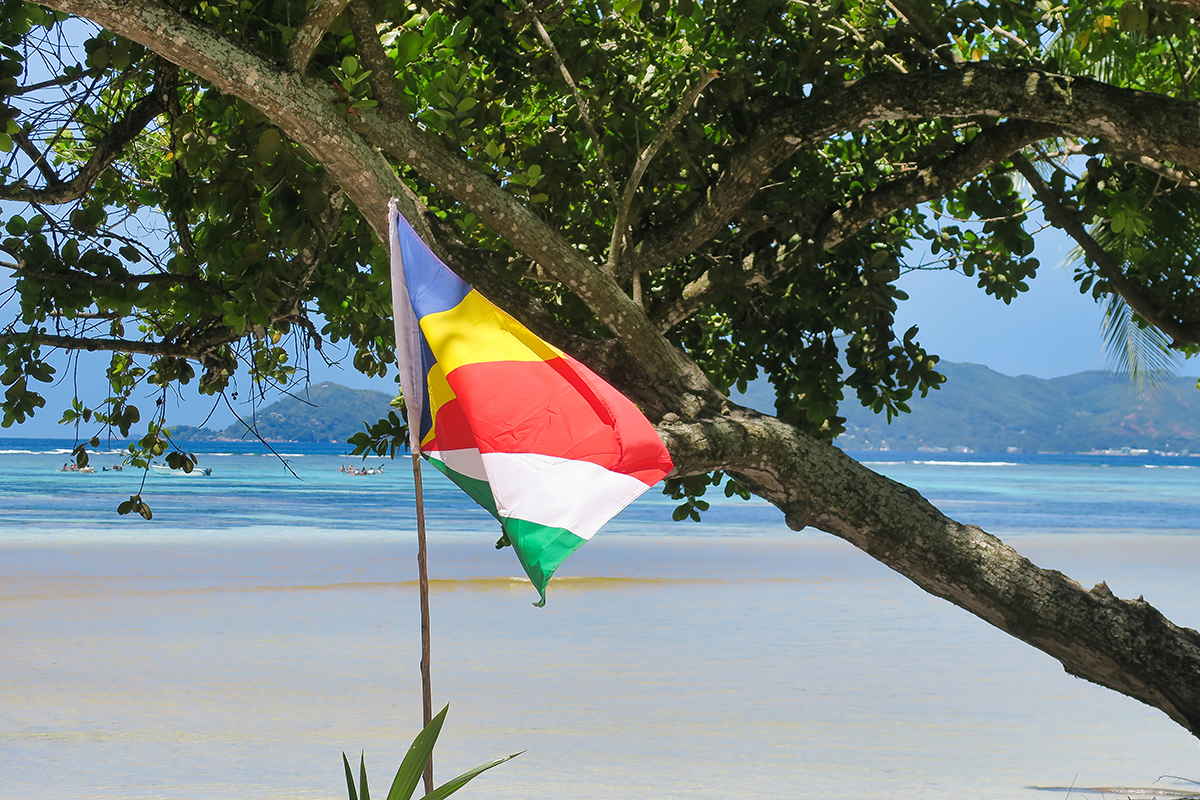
xmin=169 ymin=382 xmax=394 ymax=443
xmin=173 ymin=364 xmax=1200 ymax=453
xmin=737 ymin=362 xmax=1200 ymax=454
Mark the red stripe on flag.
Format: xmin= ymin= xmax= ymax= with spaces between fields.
xmin=422 ymin=355 xmax=671 ymax=486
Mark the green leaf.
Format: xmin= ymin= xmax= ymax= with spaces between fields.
xmin=85 ymin=45 xmax=109 ymax=68
xmin=422 ymin=752 xmax=522 ymax=800
xmin=360 ymin=753 xmax=371 ymax=800
xmin=256 ymin=128 xmax=281 ymax=161
xmin=344 ymin=753 xmax=360 ymax=800
xmin=398 ymin=30 xmax=423 ymax=64
xmin=385 ymin=704 xmax=449 ymax=800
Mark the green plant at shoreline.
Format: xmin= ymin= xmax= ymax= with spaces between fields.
xmin=343 ymin=705 xmax=519 ymax=800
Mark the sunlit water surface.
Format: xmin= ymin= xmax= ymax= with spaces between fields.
xmin=2 ymin=441 xmax=1198 ymax=799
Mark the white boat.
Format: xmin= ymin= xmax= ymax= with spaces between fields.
xmin=150 ymin=464 xmax=213 ymax=476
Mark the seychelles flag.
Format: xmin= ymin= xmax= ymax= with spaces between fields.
xmin=388 ymin=201 xmax=674 ymax=605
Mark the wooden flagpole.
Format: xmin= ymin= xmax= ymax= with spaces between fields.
xmin=411 ymin=449 xmax=434 ymax=795
xmin=390 ymin=198 xmax=434 ymax=794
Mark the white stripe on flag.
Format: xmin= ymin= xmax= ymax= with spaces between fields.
xmin=480 ymin=451 xmax=651 ymax=540
xmin=425 ymin=447 xmax=488 ymax=482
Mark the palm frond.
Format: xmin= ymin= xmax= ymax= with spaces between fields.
xmin=1101 ymin=292 xmax=1182 ymax=393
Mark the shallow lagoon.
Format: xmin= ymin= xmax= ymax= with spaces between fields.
xmin=2 ymin=441 xmax=1198 ymax=799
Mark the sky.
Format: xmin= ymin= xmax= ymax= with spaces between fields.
xmin=894 ymin=226 xmax=1108 ymax=379
xmin=4 ymin=225 xmax=1116 ymax=439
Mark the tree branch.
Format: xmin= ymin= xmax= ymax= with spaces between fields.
xmin=0 ymin=84 xmax=166 ymax=204
xmin=1122 ymin=153 xmax=1200 ymax=188
xmin=658 ymin=407 xmax=1200 ymax=738
xmin=346 ymin=0 xmax=400 ymax=117
xmin=515 ymin=0 xmax=619 ymax=207
xmin=1011 ymin=152 xmax=1200 ymax=346
xmin=608 ymin=69 xmax=720 ymax=274
xmin=885 ymin=0 xmax=960 ymax=67
xmin=273 ymin=175 xmax=344 ymax=320
xmin=625 ymin=66 xmax=1200 ymax=276
xmin=0 ymin=330 xmax=206 ymax=358
xmin=285 ymin=0 xmax=352 ymax=72
xmin=649 ymin=122 xmax=1058 ymax=333
xmin=11 ymin=65 xmax=105 ymax=95
xmin=15 ymin=264 xmax=207 ymax=289
xmin=12 ymin=131 xmax=62 ymax=186
xmin=815 ymin=120 xmax=1061 ymax=250
xmin=652 ymin=249 xmax=772 ymax=333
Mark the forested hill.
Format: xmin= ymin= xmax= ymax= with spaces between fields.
xmin=169 ymin=383 xmax=394 ymax=443
xmin=740 ymin=362 xmax=1200 ymax=453
xmin=176 ymin=365 xmax=1200 ymax=452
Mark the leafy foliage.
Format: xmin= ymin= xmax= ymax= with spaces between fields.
xmin=342 ymin=705 xmax=519 ymax=800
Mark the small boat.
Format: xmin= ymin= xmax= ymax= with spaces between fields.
xmin=150 ymin=464 xmax=213 ymax=476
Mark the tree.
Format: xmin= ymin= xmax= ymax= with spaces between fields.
xmin=3 ymin=0 xmax=1200 ymax=738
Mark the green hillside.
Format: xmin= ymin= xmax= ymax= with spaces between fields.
xmin=173 ymin=366 xmax=1200 ymax=452
xmin=836 ymin=363 xmax=1200 ymax=452
xmin=170 ymin=382 xmax=395 ymax=443
xmin=736 ymin=362 xmax=1200 ymax=453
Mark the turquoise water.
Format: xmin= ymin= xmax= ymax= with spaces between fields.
xmin=2 ymin=440 xmax=1199 ymax=799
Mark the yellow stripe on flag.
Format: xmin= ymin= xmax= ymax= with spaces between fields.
xmin=421 ymin=366 xmax=458 ymax=449
xmin=418 ymin=290 xmax=562 ymax=375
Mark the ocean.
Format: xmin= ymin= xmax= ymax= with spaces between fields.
xmin=2 ymin=439 xmax=1198 ymax=800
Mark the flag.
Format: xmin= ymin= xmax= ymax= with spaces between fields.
xmin=388 ymin=200 xmax=674 ymax=605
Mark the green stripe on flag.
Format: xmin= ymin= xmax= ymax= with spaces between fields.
xmin=425 ymin=455 xmax=586 ymax=605
xmin=501 ymin=518 xmax=586 ymax=607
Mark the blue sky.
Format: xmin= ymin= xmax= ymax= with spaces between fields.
xmin=894 ymin=227 xmax=1108 ymax=379
xmin=6 ymin=227 xmax=1116 ymax=438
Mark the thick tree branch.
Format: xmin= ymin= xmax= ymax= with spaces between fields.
xmin=607 ymin=69 xmax=721 ymax=273
xmin=1011 ymin=153 xmax=1200 ymax=346
xmin=627 ymin=67 xmax=1200 ymax=276
xmin=650 ymin=122 xmax=1057 ymax=332
xmin=658 ymin=408 xmax=1200 ymax=737
xmin=285 ymin=0 xmax=352 ymax=72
